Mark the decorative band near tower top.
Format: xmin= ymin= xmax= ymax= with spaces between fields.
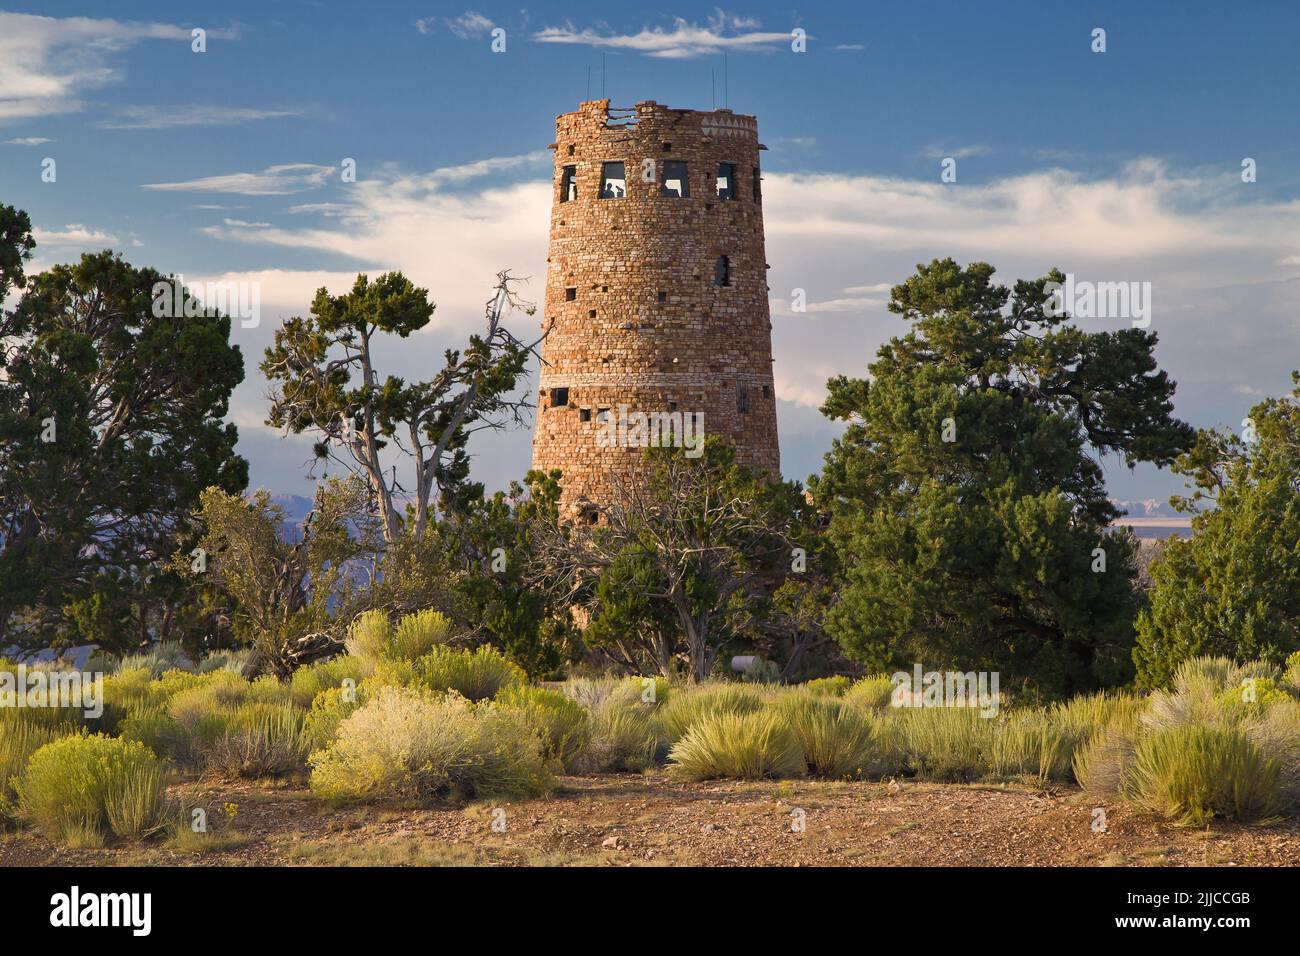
xmin=531 ymin=99 xmax=780 ymax=518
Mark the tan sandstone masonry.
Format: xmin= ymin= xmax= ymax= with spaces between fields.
xmin=531 ymin=99 xmax=780 ymax=516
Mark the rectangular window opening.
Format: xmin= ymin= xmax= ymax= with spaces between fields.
xmin=560 ymin=165 xmax=577 ymax=202
xmin=565 ymin=287 xmax=576 ymax=301
xmin=600 ymin=162 xmax=626 ymax=198
xmin=714 ymin=255 xmax=730 ymax=287
xmin=737 ymin=385 xmax=749 ymax=414
xmin=579 ymin=408 xmax=592 ymax=422
xmin=717 ymin=163 xmax=736 ymax=201
xmin=752 ymin=167 xmax=762 ymax=203
xmin=661 ymin=160 xmax=690 ymax=198
xmin=550 ymin=387 xmax=569 ymax=408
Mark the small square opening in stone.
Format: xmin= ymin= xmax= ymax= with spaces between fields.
xmin=565 ymin=287 xmax=576 ymax=301
xmin=550 ymin=387 xmax=569 ymax=408
xmin=579 ymin=408 xmax=592 ymax=422
xmin=657 ymin=291 xmax=667 ymax=303
xmin=588 ymin=309 xmax=597 ymax=318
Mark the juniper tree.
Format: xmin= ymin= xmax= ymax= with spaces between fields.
xmin=812 ymin=258 xmax=1194 ymax=697
xmin=1134 ymin=372 xmax=1300 ymax=687
xmin=0 ymin=237 xmax=246 ymax=651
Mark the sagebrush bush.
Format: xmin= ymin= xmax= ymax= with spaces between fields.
xmin=103 ymin=642 xmax=193 ymax=678
xmin=843 ymin=675 xmax=896 ymax=712
xmin=575 ymin=698 xmax=659 ymax=773
xmin=0 ymin=720 xmax=60 ymax=823
xmin=655 ymin=683 xmax=764 ymax=743
xmin=803 ymin=676 xmax=851 ymax=698
xmin=774 ymin=692 xmax=873 ymax=778
xmin=16 ymin=733 xmax=172 ymax=844
xmin=880 ymin=708 xmax=994 ymax=782
xmin=496 ymin=684 xmax=589 ymax=771
xmin=344 ymin=609 xmax=454 ymax=665
xmin=201 ymin=702 xmax=306 ymax=778
xmin=1129 ymin=724 xmax=1283 ymax=825
xmin=669 ymin=710 xmax=805 ymax=781
xmin=309 ymin=686 xmax=551 ymax=805
xmin=289 ymin=654 xmax=373 ymax=708
xmin=400 ymin=645 xmax=525 ymax=701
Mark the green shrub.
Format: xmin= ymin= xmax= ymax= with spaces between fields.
xmin=103 ymin=642 xmax=192 ymax=678
xmin=1129 ymin=724 xmax=1283 ymax=825
xmin=344 ymin=608 xmax=454 ymax=665
xmin=774 ymin=692 xmax=873 ymax=778
xmin=309 ymin=686 xmax=551 ymax=805
xmin=16 ymin=733 xmax=172 ymax=844
xmin=290 ymin=655 xmax=372 ymax=708
xmin=404 ymin=645 xmax=525 ymax=701
xmin=803 ymin=676 xmax=851 ymax=697
xmin=883 ymin=708 xmax=994 ymax=782
xmin=576 ymin=699 xmax=659 ymax=773
xmin=655 ymin=683 xmax=764 ymax=743
xmin=197 ymin=649 xmax=252 ymax=675
xmin=302 ymin=682 xmax=372 ymax=755
xmin=843 ymin=675 xmax=896 ymax=712
xmin=201 ymin=702 xmax=306 ymax=778
xmin=988 ymin=713 xmax=1073 ymax=782
xmin=669 ymin=710 xmax=805 ymax=781
xmin=0 ymin=721 xmax=60 ymax=823
xmin=496 ymin=685 xmax=589 ymax=771
xmin=117 ymin=705 xmax=190 ymax=763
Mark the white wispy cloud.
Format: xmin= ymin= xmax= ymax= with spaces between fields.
xmin=4 ymin=136 xmax=52 ymax=145
xmin=142 ymin=164 xmax=335 ymax=196
xmin=97 ymin=105 xmax=298 ymax=129
xmin=532 ymin=14 xmax=794 ymax=59
xmin=32 ymin=224 xmax=119 ymax=246
xmin=443 ymin=11 xmax=496 ymax=39
xmin=920 ymin=144 xmax=992 ymax=160
xmin=0 ymin=12 xmax=234 ymax=123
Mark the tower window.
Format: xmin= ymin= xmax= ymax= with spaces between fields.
xmin=717 ymin=163 xmax=736 ymax=200
xmin=550 ymin=387 xmax=569 ymax=407
xmin=737 ymin=385 xmax=749 ymax=414
xmin=595 ymin=407 xmax=610 ymax=423
xmin=566 ymin=144 xmax=575 ymax=156
xmin=661 ymin=161 xmax=689 ymax=198
xmin=657 ymin=291 xmax=667 ymax=303
xmin=565 ymin=287 xmax=576 ymax=301
xmin=752 ymin=167 xmax=762 ymax=203
xmin=762 ymin=385 xmax=771 ymax=399
xmin=560 ymin=165 xmax=577 ymax=202
xmin=589 ymin=309 xmax=597 ymax=318
xmin=600 ymin=162 xmax=626 ymax=198
xmin=714 ymin=255 xmax=730 ymax=287
xmin=579 ymin=408 xmax=592 ymax=422
xmin=662 ymin=143 xmax=672 ymax=152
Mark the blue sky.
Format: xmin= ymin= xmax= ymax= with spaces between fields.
xmin=3 ymin=1 xmax=1299 ymax=506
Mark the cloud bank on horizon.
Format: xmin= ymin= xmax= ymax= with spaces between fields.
xmin=2 ymin=2 xmax=1297 ymax=503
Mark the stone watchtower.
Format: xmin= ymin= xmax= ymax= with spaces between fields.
xmin=531 ymin=99 xmax=780 ymax=516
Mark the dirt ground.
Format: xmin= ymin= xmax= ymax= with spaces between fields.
xmin=4 ymin=773 xmax=1300 ymax=867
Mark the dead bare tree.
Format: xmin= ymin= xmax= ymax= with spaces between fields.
xmin=261 ymin=270 xmax=547 ymax=543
